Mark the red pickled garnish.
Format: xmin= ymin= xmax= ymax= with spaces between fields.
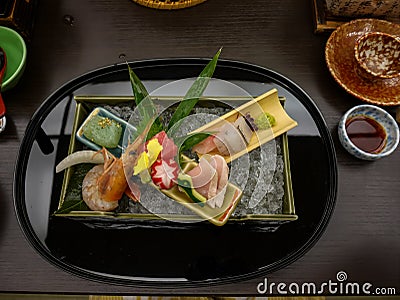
xmin=150 ymin=158 xmax=179 ymax=190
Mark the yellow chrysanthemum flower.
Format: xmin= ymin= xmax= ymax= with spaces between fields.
xmin=133 ymin=151 xmax=149 ymax=175
xmin=147 ymin=138 xmax=163 ymax=165
xmin=133 ymin=139 xmax=163 ymax=175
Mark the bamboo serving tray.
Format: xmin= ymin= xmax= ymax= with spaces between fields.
xmin=192 ymin=89 xmax=298 ymax=163
xmin=54 ymin=93 xmax=297 ymax=228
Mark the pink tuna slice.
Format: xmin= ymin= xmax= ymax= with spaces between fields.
xmin=186 ymin=155 xmax=218 ymax=199
xmin=186 ymin=154 xmax=229 ymax=208
xmin=160 ymin=136 xmax=178 ymax=161
xmin=152 ymin=131 xmax=178 ymax=161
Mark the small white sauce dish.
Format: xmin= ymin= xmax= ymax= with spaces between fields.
xmin=338 ymin=104 xmax=399 ymax=160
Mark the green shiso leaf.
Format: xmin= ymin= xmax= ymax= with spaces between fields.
xmin=176 ymin=132 xmax=211 ymax=153
xmin=175 ymin=132 xmax=212 ymax=169
xmin=167 ymin=48 xmax=222 ymax=130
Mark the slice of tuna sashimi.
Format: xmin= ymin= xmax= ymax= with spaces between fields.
xmin=186 ymin=154 xmax=229 ymax=208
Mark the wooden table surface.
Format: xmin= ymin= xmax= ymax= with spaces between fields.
xmin=0 ymin=0 xmax=399 ymax=295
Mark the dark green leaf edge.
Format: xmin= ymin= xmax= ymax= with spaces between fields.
xmin=167 ymin=48 xmax=222 ymax=130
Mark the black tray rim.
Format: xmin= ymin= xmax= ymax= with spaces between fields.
xmin=13 ymin=58 xmax=338 ymax=288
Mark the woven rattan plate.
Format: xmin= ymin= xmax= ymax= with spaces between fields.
xmin=132 ymin=0 xmax=207 ymax=9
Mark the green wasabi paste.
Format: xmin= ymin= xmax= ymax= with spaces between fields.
xmin=255 ymin=112 xmax=276 ymax=130
xmin=82 ymin=115 xmax=122 ymax=148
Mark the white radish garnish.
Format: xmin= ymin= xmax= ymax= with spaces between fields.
xmin=55 ymin=150 xmax=106 ymax=173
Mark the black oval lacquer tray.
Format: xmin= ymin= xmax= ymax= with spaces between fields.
xmin=14 ymin=59 xmax=337 ymax=287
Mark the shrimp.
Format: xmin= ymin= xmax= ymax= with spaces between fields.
xmin=54 ymin=115 xmax=155 ymax=211
xmin=81 ymin=119 xmax=154 ymax=207
xmin=97 ymin=151 xmax=128 ymax=201
xmin=82 ymin=164 xmax=119 ymax=211
xmin=81 ymin=150 xmax=141 ymax=211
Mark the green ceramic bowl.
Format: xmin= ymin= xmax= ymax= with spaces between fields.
xmin=0 ymin=26 xmax=27 ymax=91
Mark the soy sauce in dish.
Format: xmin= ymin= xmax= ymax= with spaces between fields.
xmin=345 ymin=115 xmax=387 ymax=154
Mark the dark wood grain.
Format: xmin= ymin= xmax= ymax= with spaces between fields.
xmin=0 ymin=0 xmax=399 ymax=295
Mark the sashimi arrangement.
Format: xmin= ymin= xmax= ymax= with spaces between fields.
xmin=192 ymin=112 xmax=275 ymax=157
xmin=55 ymin=49 xmax=297 ymax=225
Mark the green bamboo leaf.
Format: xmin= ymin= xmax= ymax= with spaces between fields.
xmin=128 ymin=64 xmax=149 ymax=106
xmin=148 ymin=119 xmax=164 ymax=140
xmin=167 ymin=48 xmax=222 ymax=130
xmin=127 ymin=64 xmax=164 ymax=139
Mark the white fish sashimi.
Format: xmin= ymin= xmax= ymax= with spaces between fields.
xmin=234 ymin=116 xmax=253 ymax=144
xmin=192 ymin=135 xmax=217 ymax=154
xmin=215 ymin=122 xmax=247 ymax=155
xmin=212 ymin=185 xmax=227 ymax=208
xmin=213 ymin=135 xmax=230 ymax=156
xmin=209 ymin=154 xmax=229 ymax=208
xmin=192 ymin=118 xmax=251 ymax=157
